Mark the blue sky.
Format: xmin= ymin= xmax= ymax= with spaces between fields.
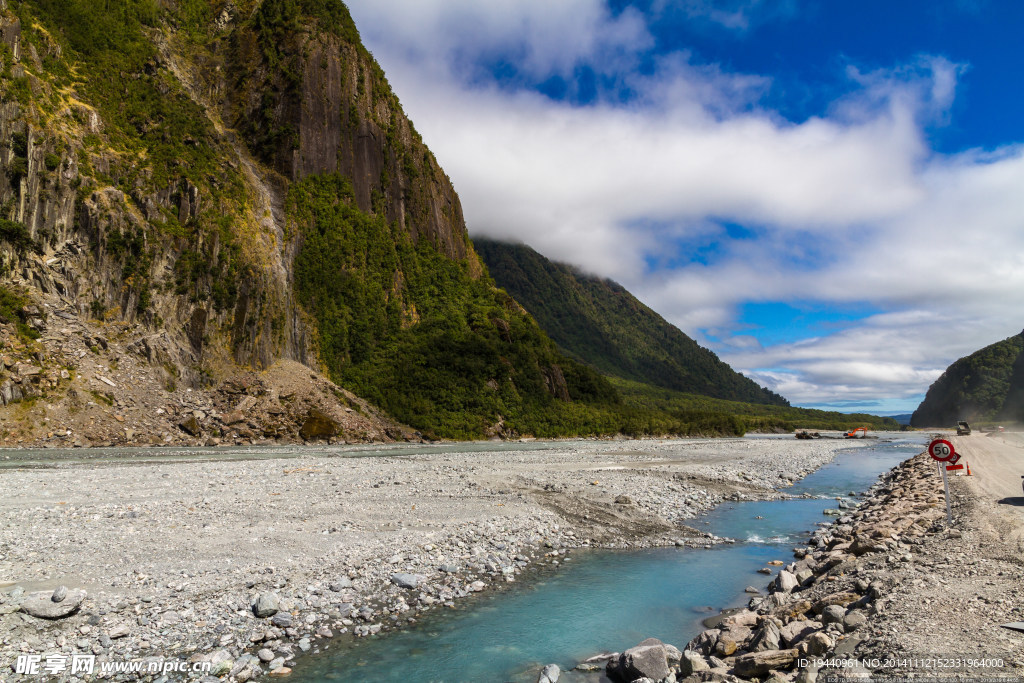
xmin=346 ymin=0 xmax=1024 ymax=414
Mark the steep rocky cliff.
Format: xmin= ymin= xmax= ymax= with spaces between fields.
xmin=0 ymin=0 xmax=629 ymax=442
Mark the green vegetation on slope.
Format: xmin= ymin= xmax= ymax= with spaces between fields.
xmin=292 ymin=175 xmax=614 ymax=438
xmin=289 ymin=175 xmax=756 ymax=439
xmin=615 ymin=378 xmax=900 ymax=433
xmin=911 ymin=330 xmax=1024 ymax=427
xmin=475 ymin=239 xmax=788 ymax=406
xmin=0 ymin=284 xmax=38 ymax=340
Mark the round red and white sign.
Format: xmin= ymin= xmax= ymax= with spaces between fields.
xmin=928 ymin=438 xmax=957 ymax=462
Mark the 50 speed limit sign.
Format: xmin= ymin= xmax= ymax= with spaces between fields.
xmin=928 ymin=438 xmax=957 ymax=462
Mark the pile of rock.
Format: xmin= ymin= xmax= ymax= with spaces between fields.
xmin=563 ymin=452 xmax=946 ymax=683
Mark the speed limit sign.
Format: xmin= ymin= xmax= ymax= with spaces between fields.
xmin=928 ymin=438 xmax=957 ymax=462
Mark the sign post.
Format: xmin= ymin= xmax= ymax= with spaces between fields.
xmin=928 ymin=438 xmax=957 ymax=526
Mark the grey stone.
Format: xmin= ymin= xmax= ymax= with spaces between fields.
xmin=329 ymin=577 xmax=353 ymax=591
xmin=537 ymin=663 xmax=560 ymax=683
xmin=258 ymin=649 xmax=275 ymax=662
xmin=270 ymin=612 xmax=292 ymax=628
xmin=439 ymin=564 xmax=459 ymax=573
xmin=108 ymin=624 xmax=130 ymax=639
xmin=680 ymin=650 xmax=710 ymax=676
xmin=298 ymin=638 xmax=311 ymax=652
xmin=779 ymin=620 xmax=819 ymax=647
xmin=833 ymin=635 xmax=862 ymax=656
xmin=795 ymin=568 xmax=815 ymax=585
xmin=51 ymin=585 xmax=67 ymax=602
xmin=749 ymin=620 xmax=782 ymax=652
xmin=20 ymin=589 xmax=85 ymax=619
xmin=843 ymin=610 xmax=867 ymax=631
xmin=208 ymin=650 xmax=233 ymax=677
xmin=821 ymin=605 xmax=846 ymax=625
xmin=685 ymin=629 xmax=719 ymax=657
xmin=390 ymin=573 xmax=425 ymax=589
xmin=253 ymin=592 xmax=280 ymax=618
xmin=802 ymin=631 xmax=833 ymax=655
xmin=773 ymin=570 xmax=799 ymax=593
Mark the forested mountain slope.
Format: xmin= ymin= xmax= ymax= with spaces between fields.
xmin=475 ymin=238 xmax=787 ymax=406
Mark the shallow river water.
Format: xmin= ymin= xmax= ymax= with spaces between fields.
xmin=291 ymin=434 xmax=928 ymax=683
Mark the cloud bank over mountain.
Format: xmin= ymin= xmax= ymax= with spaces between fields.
xmin=347 ymin=0 xmax=1024 ymax=412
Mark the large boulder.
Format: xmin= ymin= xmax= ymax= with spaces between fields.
xmin=252 ymin=591 xmax=280 ymax=618
xmin=748 ymin=620 xmax=782 ymax=652
xmin=772 ymin=570 xmax=799 ymax=594
xmin=680 ymin=650 xmax=710 ymax=676
xmin=850 ymin=535 xmax=886 ymax=556
xmin=607 ymin=638 xmax=671 ymax=682
xmin=779 ymin=620 xmax=820 ymax=647
xmin=300 ymin=408 xmax=339 ymax=440
xmin=178 ymin=415 xmax=202 ymax=436
xmin=801 ymin=632 xmax=833 ymax=656
xmin=19 ymin=588 xmax=86 ymax=619
xmin=686 ymin=629 xmax=720 ymax=657
xmin=537 ymin=663 xmax=560 ymax=683
xmin=820 ymin=605 xmax=846 ymax=626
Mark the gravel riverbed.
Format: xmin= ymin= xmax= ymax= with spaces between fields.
xmin=0 ymin=436 xmax=864 ymax=680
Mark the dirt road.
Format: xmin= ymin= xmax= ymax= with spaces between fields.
xmin=953 ymin=432 xmax=1024 ymax=552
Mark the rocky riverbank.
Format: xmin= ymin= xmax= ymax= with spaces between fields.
xmin=577 ymin=445 xmax=1024 ymax=683
xmin=0 ymin=437 xmax=856 ymax=680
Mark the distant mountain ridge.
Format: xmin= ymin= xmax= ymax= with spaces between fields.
xmin=475 ymin=239 xmax=788 ymax=406
xmin=911 ymin=330 xmax=1024 ymax=427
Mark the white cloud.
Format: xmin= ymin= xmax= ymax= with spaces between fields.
xmin=345 ymin=1 xmax=1024 ymax=411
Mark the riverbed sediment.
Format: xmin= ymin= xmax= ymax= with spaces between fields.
xmin=0 ymin=436 xmax=857 ymax=680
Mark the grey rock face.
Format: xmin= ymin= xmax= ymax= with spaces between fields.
xmin=20 ymin=589 xmax=85 ymax=619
